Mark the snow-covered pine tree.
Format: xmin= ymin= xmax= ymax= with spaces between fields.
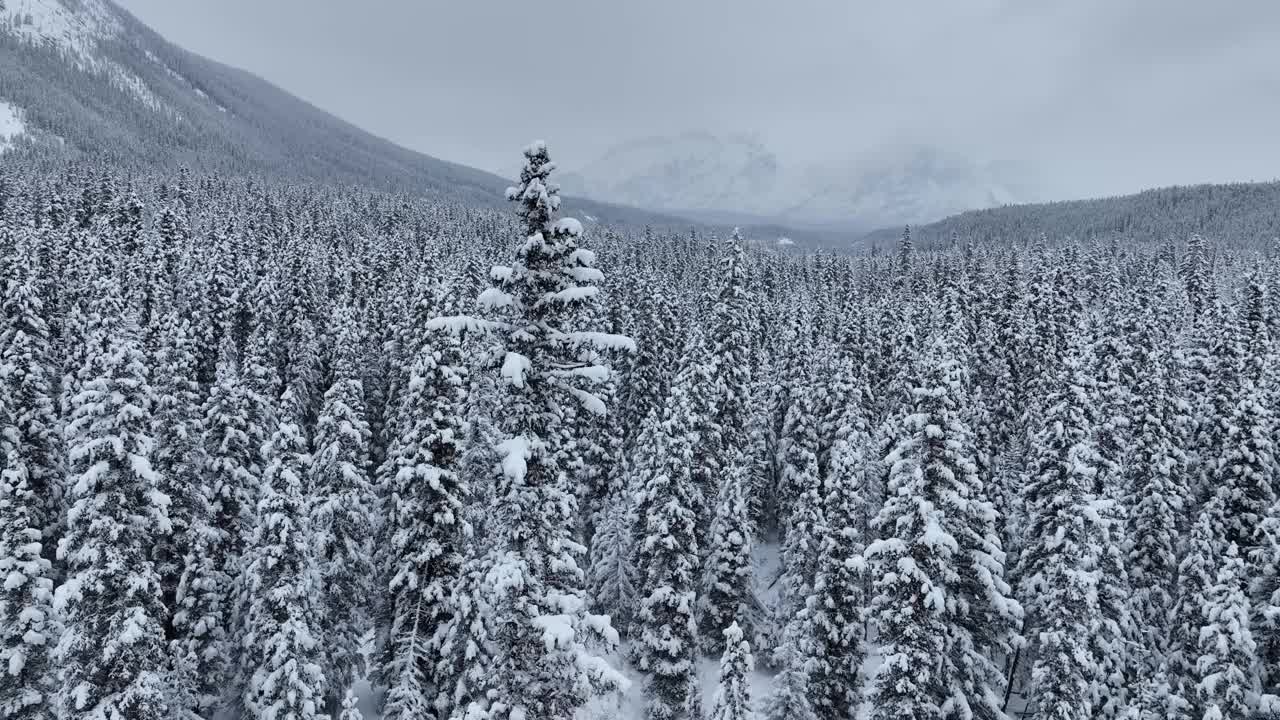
xmin=806 ymin=400 xmax=871 ymax=720
xmin=339 ymin=689 xmax=365 ymax=720
xmin=769 ymin=376 xmax=824 ymax=666
xmin=427 ymin=141 xmax=630 ymax=720
xmin=1018 ymin=336 xmax=1108 ymax=720
xmin=698 ymin=440 xmax=757 ymax=655
xmin=588 ymin=462 xmax=638 ymax=634
xmin=1132 ymin=665 xmax=1190 ymax=720
xmin=708 ymin=623 xmax=753 ymax=720
xmin=1196 ymin=544 xmax=1257 ymax=720
xmin=761 ymin=632 xmax=816 ymax=720
xmin=1168 ymin=491 xmax=1227 ymax=717
xmin=864 ymin=332 xmax=1020 ymax=720
xmin=1124 ymin=317 xmax=1190 ymax=668
xmin=708 ymin=229 xmax=754 ymax=499
xmin=1181 ymin=234 xmax=1213 ymax=319
xmin=239 ymin=389 xmax=325 ymax=720
xmin=633 ymin=368 xmax=702 ymax=720
xmin=898 ymin=225 xmax=913 ymax=279
xmin=376 ymin=324 xmax=470 ymax=720
xmin=310 ymin=301 xmax=376 ymax=705
xmin=149 ymin=307 xmax=207 ymax=614
xmin=54 ymin=268 xmax=174 ymax=720
xmin=0 ymin=396 xmax=57 ymax=720
xmin=194 ymin=334 xmax=266 ymax=706
xmin=0 ymin=249 xmax=61 ymax=558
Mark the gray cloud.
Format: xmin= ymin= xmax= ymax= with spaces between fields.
xmin=115 ymin=0 xmax=1280 ymax=200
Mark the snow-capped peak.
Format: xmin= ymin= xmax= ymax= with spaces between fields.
xmin=562 ymin=132 xmax=1030 ymax=228
xmin=2 ymin=0 xmax=121 ymax=66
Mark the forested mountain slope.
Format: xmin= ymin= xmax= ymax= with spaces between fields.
xmin=0 ymin=0 xmax=696 ymax=230
xmin=862 ymin=180 xmax=1280 ymax=252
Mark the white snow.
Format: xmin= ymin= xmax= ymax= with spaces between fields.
xmin=555 ymin=331 xmax=636 ymax=353
xmin=0 ymin=102 xmax=25 ymax=153
xmin=776 ymin=237 xmax=795 ymax=247
xmin=477 ymin=287 xmax=515 ymax=310
xmin=500 ymin=351 xmax=531 ymax=388
xmin=553 ymin=217 xmax=584 ymax=237
xmin=569 ymin=388 xmax=608 ymax=416
xmin=497 ymin=436 xmax=531 ymax=485
xmin=2 ymin=0 xmax=121 ymax=66
xmin=4 ymin=1 xmax=164 ymax=113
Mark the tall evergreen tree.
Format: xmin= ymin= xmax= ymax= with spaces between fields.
xmin=54 ymin=271 xmax=174 ymax=720
xmin=310 ymin=302 xmax=376 ymax=704
xmin=708 ymin=623 xmax=753 ymax=720
xmin=633 ymin=372 xmax=702 ymax=720
xmin=239 ymin=390 xmax=325 ymax=720
xmin=0 ymin=400 xmax=57 ymax=720
xmin=376 ymin=327 xmax=470 ymax=720
xmin=807 ymin=406 xmax=871 ymax=720
xmin=427 ymin=142 xmax=629 ymax=720
xmin=1196 ymin=545 xmax=1257 ymax=720
xmin=865 ymin=333 xmax=1020 ymax=720
xmin=698 ymin=445 xmax=757 ymax=655
xmin=0 ymin=252 xmax=61 ymax=555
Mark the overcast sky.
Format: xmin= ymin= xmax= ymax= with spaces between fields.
xmin=115 ymin=0 xmax=1280 ymax=200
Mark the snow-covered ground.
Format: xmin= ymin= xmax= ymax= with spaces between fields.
xmin=0 ymin=101 xmax=25 ymax=153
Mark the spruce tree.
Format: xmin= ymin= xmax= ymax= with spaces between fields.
xmin=0 ymin=412 xmax=57 ymax=720
xmin=698 ymin=449 xmax=756 ymax=655
xmin=427 ymin=141 xmax=628 ymax=720
xmin=239 ymin=390 xmax=325 ymax=720
xmin=633 ymin=373 xmax=702 ymax=720
xmin=865 ymin=333 xmax=1019 ymax=720
xmin=376 ymin=328 xmax=470 ymax=720
xmin=149 ymin=308 xmax=207 ymax=614
xmin=1124 ymin=337 xmax=1190 ymax=666
xmin=54 ymin=271 xmax=174 ymax=720
xmin=807 ymin=411 xmax=871 ymax=720
xmin=310 ymin=302 xmax=376 ymax=703
xmin=708 ymin=623 xmax=753 ymax=720
xmin=1196 ymin=545 xmax=1257 ymax=720
xmin=0 ymin=253 xmax=60 ymax=554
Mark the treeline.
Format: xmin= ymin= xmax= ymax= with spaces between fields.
xmin=1 ymin=145 xmax=1279 ymax=720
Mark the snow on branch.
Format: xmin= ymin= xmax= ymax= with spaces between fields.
xmin=478 ymin=288 xmax=516 ymax=309
xmin=569 ymin=387 xmax=607 ymax=416
xmin=554 ymin=331 xmax=636 ymax=353
xmin=501 ymin=351 xmax=532 ymax=389
xmin=549 ymin=364 xmax=611 ymax=383
xmin=425 ymin=315 xmax=507 ymax=336
xmin=497 ymin=436 xmax=531 ymax=486
xmin=546 ymin=286 xmax=599 ymax=305
xmin=553 ymin=218 xmax=583 ymax=238
xmin=564 ymin=266 xmax=605 ymax=284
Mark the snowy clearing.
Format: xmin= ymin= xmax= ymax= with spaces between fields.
xmin=0 ymin=101 xmax=25 ymax=152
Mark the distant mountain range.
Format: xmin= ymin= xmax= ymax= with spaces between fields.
xmin=560 ymin=131 xmax=1030 ymax=229
xmin=4 ymin=1 xmax=1269 ymax=254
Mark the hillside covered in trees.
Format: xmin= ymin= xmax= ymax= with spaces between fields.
xmin=2 ymin=141 xmax=1280 ymax=720
xmin=862 ymin=180 xmax=1280 ymax=253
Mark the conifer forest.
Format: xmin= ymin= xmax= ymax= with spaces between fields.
xmin=2 ymin=141 xmax=1280 ymax=720
xmin=2 ymin=2 xmax=1280 ymax=719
